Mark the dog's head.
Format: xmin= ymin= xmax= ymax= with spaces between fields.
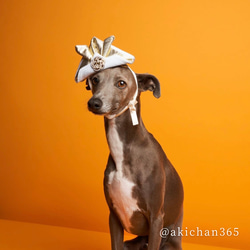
xmin=86 ymin=66 xmax=161 ymax=117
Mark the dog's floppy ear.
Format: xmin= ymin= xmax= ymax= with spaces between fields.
xmin=85 ymin=79 xmax=91 ymax=90
xmin=136 ymin=73 xmax=161 ymax=98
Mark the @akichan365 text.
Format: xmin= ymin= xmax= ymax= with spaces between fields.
xmin=160 ymin=227 xmax=239 ymax=238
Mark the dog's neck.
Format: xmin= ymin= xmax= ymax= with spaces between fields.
xmin=104 ymin=97 xmax=147 ymax=165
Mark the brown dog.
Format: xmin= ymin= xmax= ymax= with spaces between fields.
xmin=86 ymin=65 xmax=184 ymax=249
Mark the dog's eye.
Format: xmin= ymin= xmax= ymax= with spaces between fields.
xmin=92 ymin=77 xmax=99 ymax=85
xmin=117 ymin=80 xmax=127 ymax=89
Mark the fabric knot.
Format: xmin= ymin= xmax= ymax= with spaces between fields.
xmin=128 ymin=100 xmax=138 ymax=111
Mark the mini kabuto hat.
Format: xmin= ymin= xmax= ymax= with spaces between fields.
xmin=75 ymin=35 xmax=135 ymax=83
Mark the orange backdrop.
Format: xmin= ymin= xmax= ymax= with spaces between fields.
xmin=0 ymin=0 xmax=249 ymax=249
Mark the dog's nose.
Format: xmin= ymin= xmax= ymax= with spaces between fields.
xmin=88 ymin=98 xmax=103 ymax=111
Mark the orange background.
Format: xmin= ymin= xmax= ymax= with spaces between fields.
xmin=0 ymin=0 xmax=249 ymax=249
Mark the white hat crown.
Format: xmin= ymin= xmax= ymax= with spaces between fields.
xmin=75 ymin=36 xmax=135 ymax=82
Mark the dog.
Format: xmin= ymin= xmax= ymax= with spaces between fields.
xmin=75 ymin=36 xmax=184 ymax=250
xmin=86 ymin=66 xmax=183 ymax=249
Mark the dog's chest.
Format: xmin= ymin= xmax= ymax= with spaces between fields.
xmin=106 ymin=120 xmax=139 ymax=232
xmin=108 ymin=171 xmax=139 ymax=232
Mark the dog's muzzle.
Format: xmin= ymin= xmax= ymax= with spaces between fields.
xmin=88 ymin=98 xmax=103 ymax=113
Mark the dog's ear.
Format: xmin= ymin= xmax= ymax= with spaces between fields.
xmin=136 ymin=73 xmax=161 ymax=98
xmin=85 ymin=79 xmax=91 ymax=90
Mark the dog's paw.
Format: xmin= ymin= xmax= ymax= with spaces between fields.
xmin=124 ymin=237 xmax=148 ymax=250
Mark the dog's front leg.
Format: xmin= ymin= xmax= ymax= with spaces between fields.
xmin=109 ymin=210 xmax=124 ymax=250
xmin=147 ymin=214 xmax=164 ymax=250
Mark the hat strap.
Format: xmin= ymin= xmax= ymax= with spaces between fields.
xmin=105 ymin=67 xmax=139 ymax=126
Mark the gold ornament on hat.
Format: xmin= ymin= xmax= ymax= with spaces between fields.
xmin=90 ymin=56 xmax=105 ymax=71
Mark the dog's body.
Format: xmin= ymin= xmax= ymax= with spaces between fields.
xmin=86 ymin=66 xmax=183 ymax=250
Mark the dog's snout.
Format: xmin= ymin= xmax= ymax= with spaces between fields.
xmin=88 ymin=98 xmax=103 ymax=111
